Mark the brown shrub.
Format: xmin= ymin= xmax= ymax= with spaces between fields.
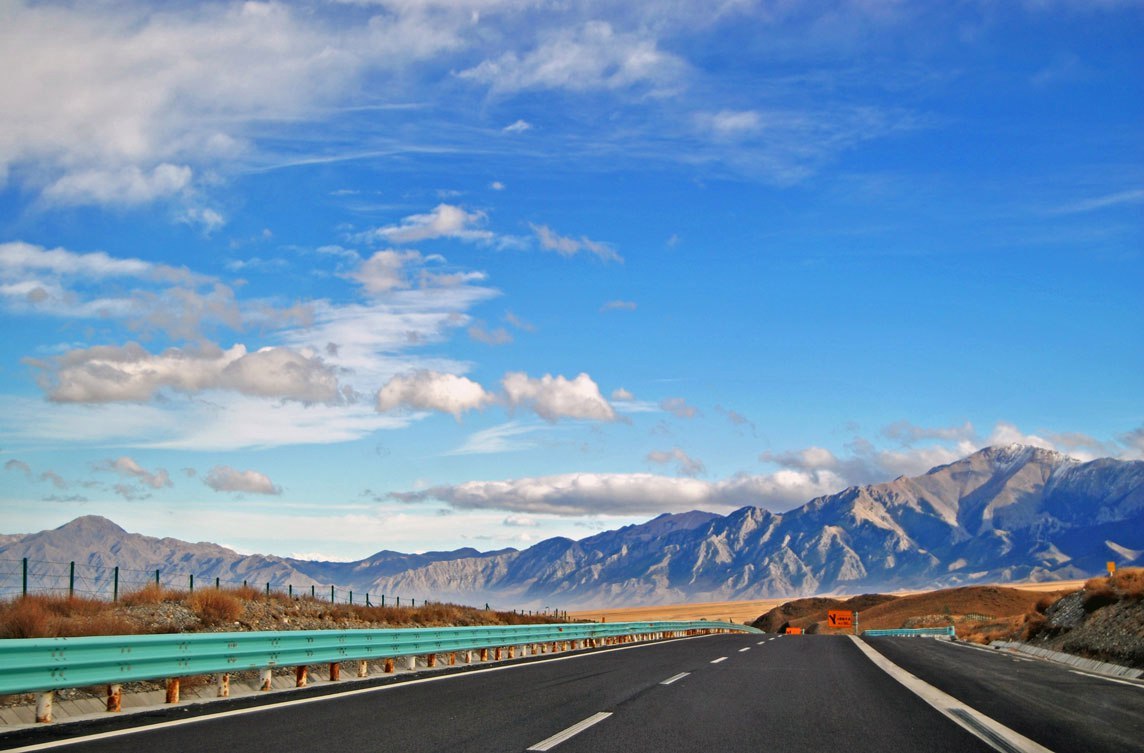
xmin=120 ymin=584 xmax=185 ymax=605
xmin=0 ymin=598 xmax=56 ymax=638
xmin=186 ymin=590 xmax=243 ymax=626
xmin=1112 ymin=568 xmax=1144 ymax=598
xmin=1035 ymin=593 xmax=1063 ymax=613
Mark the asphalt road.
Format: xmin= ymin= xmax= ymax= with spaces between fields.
xmin=1 ymin=634 xmax=1139 ymax=753
xmin=866 ymin=636 xmax=1144 ymax=753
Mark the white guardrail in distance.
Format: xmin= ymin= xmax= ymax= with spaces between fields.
xmin=0 ymin=620 xmax=758 ymax=722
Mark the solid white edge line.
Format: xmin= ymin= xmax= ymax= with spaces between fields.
xmin=849 ymin=636 xmax=1056 ymax=753
xmin=526 ymin=712 xmax=612 ymax=751
xmin=710 ymin=656 xmax=727 ymax=664
xmin=659 ymin=672 xmax=690 ymax=686
xmin=2 ymin=634 xmax=722 ymax=753
xmin=1068 ymin=670 xmax=1144 ymax=689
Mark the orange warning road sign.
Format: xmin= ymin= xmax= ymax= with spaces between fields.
xmin=827 ymin=610 xmax=853 ymax=629
xmin=785 ymin=626 xmax=803 ymax=635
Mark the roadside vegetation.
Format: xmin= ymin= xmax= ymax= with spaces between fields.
xmin=0 ymin=585 xmax=563 ymax=639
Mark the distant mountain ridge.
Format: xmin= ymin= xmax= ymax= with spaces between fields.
xmin=2 ymin=445 xmax=1141 ymax=608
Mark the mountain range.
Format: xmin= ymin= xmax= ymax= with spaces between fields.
xmin=2 ymin=444 xmax=1141 ymax=608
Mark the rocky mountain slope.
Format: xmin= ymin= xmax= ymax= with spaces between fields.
xmin=3 ymin=445 xmax=1141 ymax=609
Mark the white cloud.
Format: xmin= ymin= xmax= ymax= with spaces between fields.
xmin=490 ymin=181 xmax=506 ymax=190
xmin=32 ymin=342 xmax=341 ymax=404
xmin=531 ymin=224 xmax=622 ymax=262
xmin=204 ymin=465 xmax=281 ymax=495
xmin=697 ymin=109 xmax=762 ymax=138
xmin=502 ymin=120 xmax=532 ymax=133
xmin=391 ymin=470 xmax=839 ymax=516
xmin=350 ymin=250 xmax=424 ymax=295
xmin=502 ymin=372 xmax=616 ymax=422
xmin=647 ymin=447 xmax=706 ymax=477
xmin=984 ymin=421 xmax=1055 ymax=451
xmin=447 ymin=421 xmax=551 ymax=455
xmin=459 ymin=21 xmax=686 ymax=94
xmin=503 ymin=514 xmax=538 ymax=527
xmin=660 ymin=397 xmax=699 ymax=419
xmin=97 ymin=456 xmax=172 ymax=490
xmin=376 ymin=370 xmax=493 ymax=419
xmin=600 ymin=300 xmax=637 ymax=312
xmin=0 ymin=240 xmax=183 ymax=282
xmin=611 ymin=387 xmax=634 ymax=401
xmin=42 ymin=164 xmax=192 ymax=206
xmin=355 ymin=204 xmax=494 ymax=245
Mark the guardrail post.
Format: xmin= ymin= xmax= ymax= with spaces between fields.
xmin=494 ymin=647 xmax=502 ymax=660
xmin=427 ymin=654 xmax=436 ymax=668
xmin=384 ymin=658 xmax=395 ymax=673
xmin=295 ymin=666 xmax=308 ymax=687
xmin=329 ymin=663 xmax=340 ymax=681
xmin=260 ymin=668 xmax=273 ymax=691
xmin=449 ymin=652 xmax=456 ymax=666
xmin=507 ymin=646 xmax=515 ymax=659
xmin=35 ymin=691 xmax=52 ymax=723
xmin=165 ymin=678 xmax=180 ymax=704
xmin=106 ymin=684 xmax=121 ymax=712
xmin=406 ymin=656 xmax=416 ymax=670
xmin=358 ymin=660 xmax=369 ymax=678
xmin=480 ymin=648 xmax=488 ymax=661
xmin=464 ymin=650 xmax=472 ymax=664
xmin=217 ymin=673 xmax=230 ymax=698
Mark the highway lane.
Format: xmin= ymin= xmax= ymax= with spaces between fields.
xmin=866 ymin=636 xmax=1144 ymax=753
xmin=1 ymin=633 xmax=1131 ymax=753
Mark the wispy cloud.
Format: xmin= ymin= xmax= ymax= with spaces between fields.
xmin=531 ymin=224 xmax=622 ymax=262
xmin=1051 ymin=189 xmax=1144 ymax=214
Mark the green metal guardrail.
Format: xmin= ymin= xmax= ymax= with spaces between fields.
xmin=0 ymin=620 xmax=758 ymax=696
xmin=862 ymin=626 xmax=956 ymax=638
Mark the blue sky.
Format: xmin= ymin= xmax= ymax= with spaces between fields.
xmin=0 ymin=0 xmax=1140 ymax=560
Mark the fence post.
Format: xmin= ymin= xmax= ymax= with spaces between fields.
xmin=68 ymin=561 xmax=75 ymax=598
xmin=412 ymin=598 xmax=416 ymax=608
xmin=155 ymin=569 xmax=160 ymax=588
xmin=289 ymin=584 xmax=293 ymax=598
xmin=216 ymin=577 xmax=220 ymax=590
xmin=311 ymin=584 xmax=315 ymax=598
xmin=189 ymin=574 xmax=194 ymax=592
xmin=349 ymin=591 xmax=353 ymax=605
xmin=266 ymin=582 xmax=270 ymax=597
xmin=330 ymin=585 xmax=335 ymax=604
xmin=22 ymin=557 xmax=27 ymax=597
xmin=113 ymin=566 xmax=119 ymax=602
xmin=396 ymin=596 xmax=400 ymax=607
xmin=381 ymin=594 xmax=385 ymax=607
xmin=365 ymin=593 xmax=370 ymax=607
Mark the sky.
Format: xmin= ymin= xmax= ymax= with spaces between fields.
xmin=0 ymin=0 xmax=1141 ymax=561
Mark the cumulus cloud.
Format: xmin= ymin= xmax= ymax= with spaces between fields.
xmin=459 ymin=22 xmax=686 ymax=94
xmin=502 ymin=120 xmax=532 ymax=133
xmin=530 ymin=224 xmax=622 ymax=262
xmin=31 ymin=342 xmax=342 ymax=404
xmin=355 ymin=204 xmax=494 ymax=245
xmin=600 ymin=300 xmax=636 ymax=312
xmin=43 ymin=164 xmax=192 ymax=206
xmin=97 ymin=456 xmax=172 ymax=489
xmin=502 ymin=372 xmax=616 ymax=422
xmin=204 ymin=465 xmax=281 ymax=495
xmin=376 ymin=370 xmax=493 ymax=419
xmin=647 ymin=447 xmax=706 ymax=477
xmin=349 ymin=250 xmax=423 ymax=295
xmin=660 ymin=397 xmax=699 ymax=419
xmin=697 ymin=109 xmax=763 ymax=139
xmin=391 ymin=470 xmax=838 ymax=516
xmin=611 ymin=387 xmax=635 ymax=401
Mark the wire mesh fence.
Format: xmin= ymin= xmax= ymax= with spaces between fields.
xmin=0 ymin=557 xmax=568 ymax=619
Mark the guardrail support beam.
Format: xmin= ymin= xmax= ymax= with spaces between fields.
xmin=165 ymin=678 xmax=180 ymax=704
xmin=35 ymin=691 xmax=52 ymax=723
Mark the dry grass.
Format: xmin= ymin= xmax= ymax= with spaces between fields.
xmin=186 ymin=590 xmax=243 ymax=626
xmin=0 ymin=595 xmax=141 ymax=638
xmin=119 ymin=584 xmax=188 ymax=606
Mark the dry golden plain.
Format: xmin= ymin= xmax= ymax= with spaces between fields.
xmin=568 ymin=578 xmax=1089 ymax=624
